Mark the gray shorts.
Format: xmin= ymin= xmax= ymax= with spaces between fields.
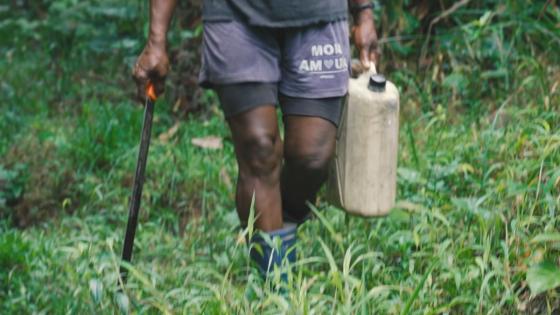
xmin=199 ymin=19 xmax=350 ymax=125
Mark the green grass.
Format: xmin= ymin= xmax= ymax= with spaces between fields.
xmin=1 ymin=1 xmax=560 ymax=314
xmin=2 ymin=87 xmax=559 ymax=314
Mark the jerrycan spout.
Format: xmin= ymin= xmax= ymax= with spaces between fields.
xmin=366 ymin=64 xmax=387 ymax=92
xmin=368 ymin=74 xmax=386 ymax=92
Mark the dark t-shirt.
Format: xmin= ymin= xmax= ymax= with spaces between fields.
xmin=202 ymin=0 xmax=348 ymax=27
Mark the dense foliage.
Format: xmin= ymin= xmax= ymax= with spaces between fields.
xmin=1 ymin=0 xmax=559 ymax=313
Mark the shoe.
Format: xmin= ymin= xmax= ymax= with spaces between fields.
xmin=249 ymin=223 xmax=297 ymax=282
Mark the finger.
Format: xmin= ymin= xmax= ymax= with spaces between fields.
xmin=153 ymin=79 xmax=165 ymax=97
xmin=369 ymin=49 xmax=378 ymax=67
xmin=148 ymin=63 xmax=168 ymax=97
xmin=133 ymin=66 xmax=149 ymax=103
xmin=134 ymin=79 xmax=149 ymax=103
xmin=351 ymin=59 xmax=365 ymax=77
xmin=136 ymin=80 xmax=149 ymax=103
xmin=359 ymin=48 xmax=370 ymax=68
xmin=137 ymin=82 xmax=148 ymax=103
xmin=147 ymin=72 xmax=166 ymax=98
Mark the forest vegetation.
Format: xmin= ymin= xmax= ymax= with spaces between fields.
xmin=1 ymin=0 xmax=560 ymax=313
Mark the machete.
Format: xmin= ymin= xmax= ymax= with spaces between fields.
xmin=119 ymin=82 xmax=157 ymax=285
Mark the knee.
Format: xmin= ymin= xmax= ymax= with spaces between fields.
xmin=238 ymin=132 xmax=282 ymax=177
xmin=285 ymin=145 xmax=332 ymax=174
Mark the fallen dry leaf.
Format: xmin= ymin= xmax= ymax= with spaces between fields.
xmin=191 ymin=136 xmax=223 ymax=150
xmin=158 ymin=122 xmax=180 ymax=143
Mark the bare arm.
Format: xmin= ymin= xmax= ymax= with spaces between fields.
xmin=133 ymin=0 xmax=178 ymax=101
xmin=148 ymin=0 xmax=178 ymax=46
xmin=348 ymin=0 xmax=379 ymax=68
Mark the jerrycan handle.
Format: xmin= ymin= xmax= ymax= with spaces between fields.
xmin=368 ymin=63 xmax=377 ymax=75
xmin=356 ymin=63 xmax=377 ymax=78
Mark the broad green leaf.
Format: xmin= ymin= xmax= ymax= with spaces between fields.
xmin=526 ymin=261 xmax=560 ymax=295
xmin=442 ymin=73 xmax=468 ymax=90
xmin=115 ymin=292 xmax=130 ymax=315
xmin=88 ymin=279 xmax=103 ymax=305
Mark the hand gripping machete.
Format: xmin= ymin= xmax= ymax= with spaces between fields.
xmin=119 ymin=82 xmax=158 ymax=284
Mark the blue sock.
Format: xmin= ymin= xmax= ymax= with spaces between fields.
xmin=249 ymin=223 xmax=297 ymax=280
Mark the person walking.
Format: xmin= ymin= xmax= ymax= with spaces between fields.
xmin=132 ymin=0 xmax=379 ymax=279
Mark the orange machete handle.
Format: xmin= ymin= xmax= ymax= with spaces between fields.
xmin=146 ymin=82 xmax=157 ymax=101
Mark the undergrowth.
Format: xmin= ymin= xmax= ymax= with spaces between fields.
xmin=1 ymin=0 xmax=559 ymax=314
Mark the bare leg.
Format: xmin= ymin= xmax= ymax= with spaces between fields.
xmin=227 ymin=105 xmax=284 ymax=232
xmin=281 ymin=115 xmax=337 ymax=222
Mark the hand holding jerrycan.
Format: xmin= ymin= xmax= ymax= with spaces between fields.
xmin=327 ymin=65 xmax=400 ymax=216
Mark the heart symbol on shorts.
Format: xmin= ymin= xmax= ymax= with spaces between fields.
xmin=324 ymin=59 xmax=334 ymax=69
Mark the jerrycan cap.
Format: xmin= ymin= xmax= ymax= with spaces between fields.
xmin=368 ymin=74 xmax=386 ymax=91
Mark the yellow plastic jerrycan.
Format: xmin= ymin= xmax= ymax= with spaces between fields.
xmin=327 ymin=66 xmax=400 ymax=216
